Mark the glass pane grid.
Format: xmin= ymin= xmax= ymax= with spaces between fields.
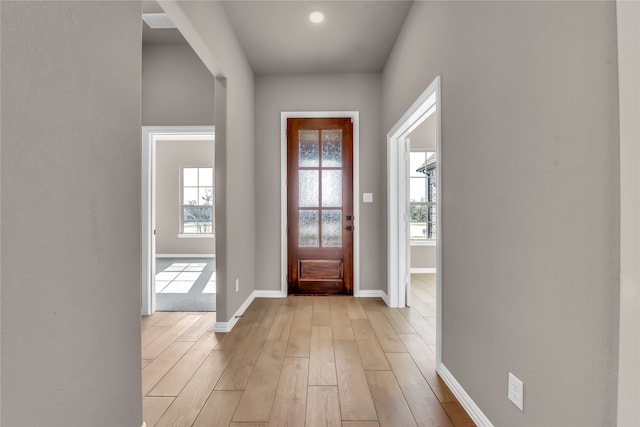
xmin=181 ymin=166 xmax=213 ymax=234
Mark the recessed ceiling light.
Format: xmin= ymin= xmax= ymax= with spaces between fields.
xmin=142 ymin=13 xmax=176 ymax=29
xmin=309 ymin=10 xmax=325 ymax=24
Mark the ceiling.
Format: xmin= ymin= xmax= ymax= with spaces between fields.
xmin=142 ymin=1 xmax=412 ymax=74
xmin=142 ymin=1 xmax=187 ymax=44
xmin=222 ymin=1 xmax=412 ymax=74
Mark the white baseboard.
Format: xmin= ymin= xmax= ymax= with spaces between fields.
xmin=156 ymin=254 xmax=216 ymax=258
xmin=357 ymin=289 xmax=387 ymax=298
xmin=254 ymin=290 xmax=285 ymax=298
xmin=142 ymin=423 xmax=146 ymax=427
xmin=212 ymin=291 xmax=256 ymax=332
xmin=410 ymin=267 xmax=437 ymax=274
xmin=438 ymin=363 xmax=494 ymax=427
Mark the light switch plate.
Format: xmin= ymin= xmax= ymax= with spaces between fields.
xmin=363 ymin=193 xmax=373 ymax=203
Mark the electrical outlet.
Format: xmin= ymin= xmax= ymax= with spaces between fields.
xmin=235 ymin=279 xmax=239 ymax=292
xmin=508 ymin=372 xmax=524 ymax=411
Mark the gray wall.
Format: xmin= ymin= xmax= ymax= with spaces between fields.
xmin=383 ymin=1 xmax=619 ymax=425
xmin=254 ymin=73 xmax=385 ymax=292
xmin=616 ymin=0 xmax=640 ymax=424
xmin=1 ymin=1 xmax=143 ymax=425
xmin=160 ymin=1 xmax=256 ymax=323
xmin=156 ymin=140 xmax=215 ymax=255
xmin=142 ymin=42 xmax=215 ymax=126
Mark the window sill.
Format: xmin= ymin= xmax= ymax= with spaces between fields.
xmin=410 ymin=240 xmax=436 ymax=247
xmin=178 ymin=234 xmax=215 ymax=239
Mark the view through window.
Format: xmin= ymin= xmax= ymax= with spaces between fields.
xmin=181 ymin=167 xmax=213 ymax=234
xmin=409 ymin=151 xmax=437 ymax=241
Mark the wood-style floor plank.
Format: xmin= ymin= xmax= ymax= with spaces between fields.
xmin=177 ymin=311 xmax=217 ymax=342
xmin=312 ymin=296 xmax=332 ymax=326
xmin=142 ymin=341 xmax=194 ymax=396
xmin=381 ymin=307 xmax=416 ymax=334
xmin=366 ymin=311 xmax=407 ymax=353
xmin=358 ymin=297 xmax=386 ymax=313
xmin=309 ymin=325 xmax=337 ymax=386
xmin=148 ymin=331 xmax=219 ymax=397
xmin=142 ymin=326 xmax=170 ymax=348
xmin=193 ymin=391 xmax=242 ymax=427
xmin=153 ymin=311 xmax=189 ymax=327
xmin=334 ymin=340 xmax=378 ymax=422
xmin=233 ymin=340 xmax=287 ymax=422
xmin=215 ymin=319 xmax=270 ymax=391
xmin=285 ymin=299 xmax=313 ymax=357
xmin=386 ymin=352 xmax=453 ymax=427
xmin=142 ymin=311 xmax=171 ymax=331
xmin=351 ymin=319 xmax=390 ymax=370
xmin=342 ymin=423 xmax=380 ymax=427
xmin=155 ymin=350 xmax=234 ymax=427
xmin=345 ymin=298 xmax=368 ymax=320
xmin=400 ymin=310 xmax=436 ymax=346
xmin=143 ymin=397 xmax=174 ymax=427
xmin=442 ymin=403 xmax=475 ymax=427
xmin=366 ymin=370 xmax=417 ymax=427
xmin=142 ymin=314 xmax=202 ymax=360
xmin=305 ymin=386 xmax=342 ymax=427
xmin=267 ymin=303 xmax=295 ymax=342
xmin=268 ymin=357 xmax=309 ymax=427
xmin=398 ymin=333 xmax=456 ymax=403
xmin=329 ymin=298 xmax=355 ymax=341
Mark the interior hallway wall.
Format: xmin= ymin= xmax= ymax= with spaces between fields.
xmin=159 ymin=1 xmax=256 ymax=324
xmin=254 ymin=73 xmax=384 ymax=292
xmin=156 ymin=140 xmax=215 ymax=255
xmin=142 ymin=41 xmax=215 ymax=126
xmin=383 ymin=1 xmax=619 ymax=425
xmin=1 ymin=1 xmax=143 ymax=425
xmin=616 ymin=0 xmax=640 ymax=424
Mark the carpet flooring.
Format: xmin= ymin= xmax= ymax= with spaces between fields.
xmin=155 ymin=257 xmax=216 ymax=311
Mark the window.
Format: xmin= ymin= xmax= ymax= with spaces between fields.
xmin=181 ymin=167 xmax=213 ymax=234
xmin=409 ymin=151 xmax=437 ymax=242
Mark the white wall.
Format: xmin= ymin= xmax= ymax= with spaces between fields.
xmin=156 ymin=140 xmax=215 ymax=255
xmin=254 ymin=73 xmax=384 ymax=292
xmin=142 ymin=42 xmax=215 ymax=126
xmin=384 ymin=1 xmax=619 ymax=425
xmin=616 ymin=0 xmax=640 ymax=424
xmin=1 ymin=1 xmax=143 ymax=425
xmin=159 ymin=1 xmax=256 ymax=323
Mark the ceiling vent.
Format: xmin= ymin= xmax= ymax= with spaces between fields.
xmin=142 ymin=13 xmax=176 ymax=29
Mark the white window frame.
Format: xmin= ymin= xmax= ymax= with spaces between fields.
xmin=409 ymin=149 xmax=437 ymax=247
xmin=179 ymin=166 xmax=214 ymax=237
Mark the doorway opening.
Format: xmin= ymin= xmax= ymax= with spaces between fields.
xmin=387 ymin=76 xmax=441 ymax=364
xmin=141 ymin=126 xmax=215 ymax=315
xmin=281 ymin=112 xmax=361 ymax=297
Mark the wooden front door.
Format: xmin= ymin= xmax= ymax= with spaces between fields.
xmin=287 ymin=117 xmax=354 ymax=295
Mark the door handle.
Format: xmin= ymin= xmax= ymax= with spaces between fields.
xmin=344 ymin=225 xmax=353 ymax=231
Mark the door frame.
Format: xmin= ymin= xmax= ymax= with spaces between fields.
xmin=387 ymin=76 xmax=441 ymax=363
xmin=141 ymin=125 xmax=215 ymax=316
xmin=280 ymin=112 xmax=360 ymax=297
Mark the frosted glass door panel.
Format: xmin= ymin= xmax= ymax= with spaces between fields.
xmin=322 ymin=170 xmax=342 ymax=207
xmin=299 ymin=130 xmax=319 ymax=167
xmin=322 ymin=210 xmax=342 ymax=247
xmin=299 ymin=170 xmax=319 ymax=207
xmin=299 ymin=210 xmax=319 ymax=247
xmin=322 ymin=130 xmax=342 ymax=167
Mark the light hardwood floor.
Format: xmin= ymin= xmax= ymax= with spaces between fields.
xmin=141 ymin=274 xmax=475 ymax=427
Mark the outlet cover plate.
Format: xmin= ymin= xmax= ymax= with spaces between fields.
xmin=508 ymin=372 xmax=524 ymax=411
